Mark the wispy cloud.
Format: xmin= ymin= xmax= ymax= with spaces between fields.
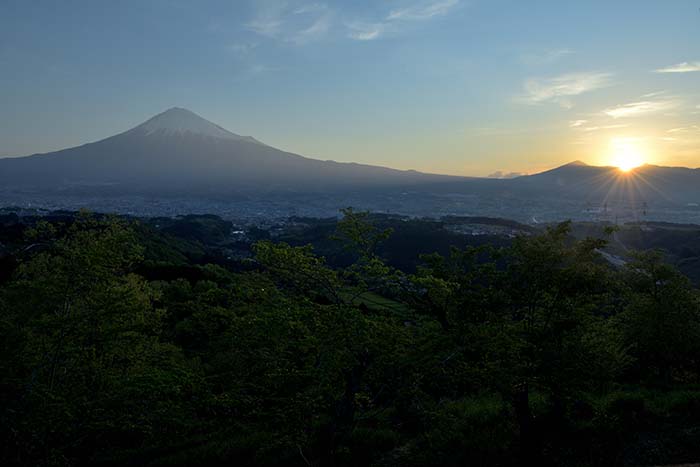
xmin=226 ymin=42 xmax=258 ymax=56
xmin=292 ymin=3 xmax=327 ymax=15
xmin=659 ymin=127 xmax=700 ymax=148
xmin=580 ymin=124 xmax=629 ymax=132
xmin=641 ymin=90 xmax=669 ymax=98
xmin=569 ymin=119 xmax=587 ymax=128
xmin=387 ymin=0 xmax=459 ymax=21
xmin=655 ymin=61 xmax=700 ymax=73
xmin=667 ymin=125 xmax=700 ymax=133
xmin=520 ymin=48 xmax=573 ymax=66
xmin=347 ymin=0 xmax=460 ymax=41
xmin=246 ymin=1 xmax=332 ymax=44
xmin=488 ymin=170 xmax=525 ymax=179
xmin=229 ymin=63 xmax=281 ymax=83
xmin=520 ymin=72 xmax=613 ymax=107
xmin=347 ymin=22 xmax=387 ymax=41
xmin=247 ymin=19 xmax=283 ymax=38
xmin=246 ymin=1 xmax=286 ymax=39
xmin=467 ymin=125 xmax=559 ymax=136
xmin=292 ymin=10 xmax=332 ymax=44
xmin=249 ymin=64 xmax=279 ymax=74
xmin=603 ymin=98 xmax=679 ymax=118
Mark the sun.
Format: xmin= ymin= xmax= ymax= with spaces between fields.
xmin=609 ymin=137 xmax=647 ymax=172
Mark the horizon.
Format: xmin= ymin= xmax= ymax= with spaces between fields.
xmin=1 ymin=0 xmax=699 ymax=176
xmin=4 ymin=105 xmax=698 ymax=177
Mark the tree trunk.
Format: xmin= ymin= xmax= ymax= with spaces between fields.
xmin=513 ymin=382 xmax=542 ymax=466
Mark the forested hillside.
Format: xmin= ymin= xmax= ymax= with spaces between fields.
xmin=2 ymin=210 xmax=700 ymax=466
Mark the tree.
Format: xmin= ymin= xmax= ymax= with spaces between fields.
xmin=406 ymin=222 xmax=630 ymax=463
xmin=0 ymin=215 xmax=197 ymax=465
xmin=618 ymin=250 xmax=700 ymax=384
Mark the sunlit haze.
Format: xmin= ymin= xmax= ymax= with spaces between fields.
xmin=609 ymin=137 xmax=648 ymax=172
xmin=1 ymin=0 xmax=698 ymax=176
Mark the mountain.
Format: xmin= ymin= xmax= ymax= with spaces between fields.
xmin=1 ymin=108 xmax=699 ymax=216
xmin=0 ymin=108 xmax=459 ymax=196
xmin=509 ymin=161 xmax=700 ymax=206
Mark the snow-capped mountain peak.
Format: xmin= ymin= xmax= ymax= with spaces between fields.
xmin=134 ymin=107 xmax=261 ymax=144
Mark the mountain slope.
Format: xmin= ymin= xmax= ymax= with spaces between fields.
xmin=509 ymin=162 xmax=700 ymax=205
xmin=1 ymin=109 xmax=699 ymax=208
xmin=0 ymin=108 xmax=459 ymax=195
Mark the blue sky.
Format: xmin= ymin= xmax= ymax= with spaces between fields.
xmin=1 ymin=0 xmax=698 ymax=175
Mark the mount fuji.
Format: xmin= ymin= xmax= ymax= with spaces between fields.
xmin=2 ymin=108 xmax=700 ymax=218
xmin=0 ymin=107 xmax=458 ymax=196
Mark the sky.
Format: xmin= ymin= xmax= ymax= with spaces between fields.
xmin=0 ymin=0 xmax=699 ymax=176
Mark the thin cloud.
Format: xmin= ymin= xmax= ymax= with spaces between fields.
xmin=521 ymin=72 xmax=613 ymax=107
xmin=387 ymin=0 xmax=460 ymax=21
xmin=667 ymin=125 xmax=700 ymax=133
xmin=230 ymin=63 xmax=281 ymax=83
xmin=293 ymin=3 xmax=327 ymax=14
xmin=348 ymin=0 xmax=460 ymax=41
xmin=569 ymin=119 xmax=587 ymax=128
xmin=246 ymin=0 xmax=287 ymax=38
xmin=291 ymin=11 xmax=332 ymax=44
xmin=226 ymin=42 xmax=258 ymax=56
xmin=347 ymin=22 xmax=387 ymax=41
xmin=581 ymin=124 xmax=629 ymax=132
xmin=603 ymin=99 xmax=679 ymax=118
xmin=249 ymin=64 xmax=279 ymax=74
xmin=247 ymin=19 xmax=283 ymax=38
xmin=488 ymin=171 xmax=525 ymax=179
xmin=467 ymin=125 xmax=559 ymax=136
xmin=520 ymin=48 xmax=573 ymax=65
xmin=641 ymin=90 xmax=669 ymax=98
xmin=655 ymin=61 xmax=700 ymax=73
xmin=247 ymin=2 xmax=332 ymax=45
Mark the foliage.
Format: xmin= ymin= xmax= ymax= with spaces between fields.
xmin=1 ymin=212 xmax=700 ymax=466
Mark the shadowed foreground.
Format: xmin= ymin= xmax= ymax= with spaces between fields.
xmin=2 ymin=211 xmax=700 ymax=466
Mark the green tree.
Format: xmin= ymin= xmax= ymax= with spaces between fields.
xmin=0 ymin=215 xmax=198 ymax=466
xmin=618 ymin=250 xmax=700 ymax=384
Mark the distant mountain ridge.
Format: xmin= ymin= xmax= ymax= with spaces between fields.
xmin=1 ymin=108 xmax=699 ymax=208
xmin=510 ymin=161 xmax=700 ymax=205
